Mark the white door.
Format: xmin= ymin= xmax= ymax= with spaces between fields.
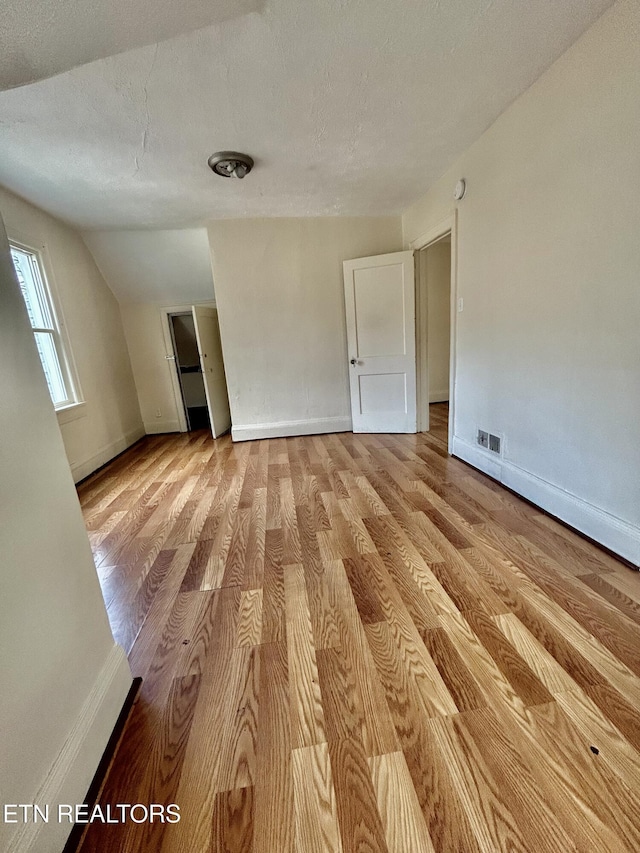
xmin=191 ymin=305 xmax=231 ymax=438
xmin=343 ymin=251 xmax=416 ymax=433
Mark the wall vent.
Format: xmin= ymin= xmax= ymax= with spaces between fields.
xmin=477 ymin=429 xmax=489 ymax=448
xmin=489 ymin=434 xmax=501 ymax=454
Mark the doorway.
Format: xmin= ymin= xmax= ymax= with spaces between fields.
xmin=342 ymin=214 xmax=457 ymax=447
xmin=163 ymin=304 xmax=232 ymax=438
xmin=412 ymin=213 xmax=457 ymax=451
xmin=416 ymin=235 xmax=452 ymax=443
xmin=168 ymin=312 xmax=210 ymax=431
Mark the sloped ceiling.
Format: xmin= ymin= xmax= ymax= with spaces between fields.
xmin=0 ymin=0 xmax=262 ymax=89
xmin=0 ymin=0 xmax=613 ymax=229
xmin=83 ymin=229 xmax=215 ymax=303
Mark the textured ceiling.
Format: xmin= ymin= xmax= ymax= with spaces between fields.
xmin=0 ymin=0 xmax=262 ymax=89
xmin=0 ymin=0 xmax=613 ymax=229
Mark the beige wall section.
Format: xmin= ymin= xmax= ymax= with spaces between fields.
xmin=403 ymin=0 xmax=640 ymax=563
xmin=0 ymin=214 xmax=132 ymax=853
xmin=120 ymin=303 xmax=183 ymax=434
xmin=423 ymin=239 xmax=451 ymax=402
xmin=120 ymin=302 xmax=217 ymax=434
xmin=208 ymin=216 xmax=402 ymax=440
xmin=0 ymin=187 xmax=144 ymax=482
xmin=84 ymin=228 xmax=218 ymax=436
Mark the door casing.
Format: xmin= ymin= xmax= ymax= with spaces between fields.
xmin=160 ymin=302 xmax=215 ymax=433
xmin=411 ymin=212 xmax=458 ymax=454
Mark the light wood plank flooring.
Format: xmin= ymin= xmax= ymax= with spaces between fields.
xmin=76 ymin=404 xmax=640 ymax=852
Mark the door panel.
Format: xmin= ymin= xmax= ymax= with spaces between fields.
xmin=359 ymin=372 xmax=407 ymax=413
xmin=343 ymin=251 xmax=416 ymax=433
xmin=191 ymin=305 xmax=231 ymax=438
xmin=353 ymin=264 xmax=407 ymax=356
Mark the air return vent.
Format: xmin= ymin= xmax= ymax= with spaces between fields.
xmin=477 ymin=429 xmax=502 ymax=455
xmin=489 ymin=434 xmax=501 ymax=454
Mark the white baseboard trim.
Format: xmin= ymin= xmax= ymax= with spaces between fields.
xmin=144 ymin=419 xmax=181 ymax=435
xmin=232 ymin=415 xmax=353 ymax=442
xmin=429 ymin=390 xmax=450 ymax=403
xmin=6 ymin=644 xmax=132 ymax=853
xmin=70 ymin=425 xmax=146 ymax=483
xmin=452 ymin=436 xmax=503 ymax=480
xmin=452 ymin=436 xmax=640 ymax=566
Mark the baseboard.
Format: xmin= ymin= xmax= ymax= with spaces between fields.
xmin=429 ymin=390 xmax=450 ymax=403
xmin=6 ymin=644 xmax=132 ymax=853
xmin=452 ymin=436 xmax=640 ymax=566
xmin=144 ymin=419 xmax=181 ymax=435
xmin=452 ymin=436 xmax=503 ymax=480
xmin=62 ymin=677 xmax=142 ymax=853
xmin=232 ymin=415 xmax=352 ymax=442
xmin=70 ymin=426 xmax=146 ymax=483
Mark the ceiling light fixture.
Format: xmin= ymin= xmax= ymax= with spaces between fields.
xmin=207 ymin=151 xmax=254 ymax=179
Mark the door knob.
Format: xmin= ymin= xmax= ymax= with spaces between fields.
xmin=350 ymin=358 xmax=358 ymax=365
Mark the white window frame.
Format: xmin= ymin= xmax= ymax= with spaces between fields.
xmin=9 ymin=237 xmax=85 ymax=423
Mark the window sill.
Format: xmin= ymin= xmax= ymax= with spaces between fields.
xmin=56 ymin=401 xmax=87 ymax=425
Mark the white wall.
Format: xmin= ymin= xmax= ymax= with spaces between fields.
xmin=0 ymin=214 xmax=132 ymax=853
xmin=208 ymin=217 xmax=402 ymax=440
xmin=0 ymin=187 xmax=144 ymax=481
xmin=424 ymin=239 xmax=451 ymax=402
xmin=403 ymin=0 xmax=640 ymax=564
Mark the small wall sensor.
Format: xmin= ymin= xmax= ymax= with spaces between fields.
xmin=454 ymin=179 xmax=466 ymax=200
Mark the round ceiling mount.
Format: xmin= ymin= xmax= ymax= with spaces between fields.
xmin=208 ymin=151 xmax=254 ymax=179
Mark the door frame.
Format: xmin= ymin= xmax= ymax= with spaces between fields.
xmin=411 ymin=212 xmax=458 ymax=453
xmin=166 ymin=310 xmax=194 ymax=432
xmin=160 ymin=302 xmax=215 ymax=433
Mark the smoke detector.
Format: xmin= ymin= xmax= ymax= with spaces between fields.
xmin=453 ymin=178 xmax=466 ymax=200
xmin=208 ymin=151 xmax=254 ymax=179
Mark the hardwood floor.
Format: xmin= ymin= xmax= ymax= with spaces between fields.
xmin=76 ymin=403 xmax=640 ymax=852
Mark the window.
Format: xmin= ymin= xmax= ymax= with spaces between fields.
xmin=10 ymin=243 xmax=78 ymax=410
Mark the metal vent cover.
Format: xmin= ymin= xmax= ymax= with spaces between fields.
xmin=477 ymin=429 xmax=489 ymax=448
